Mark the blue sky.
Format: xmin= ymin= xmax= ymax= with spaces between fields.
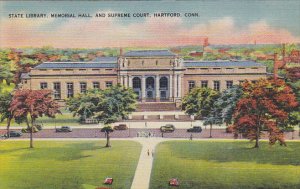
xmin=1 ymin=1 xmax=299 ymax=47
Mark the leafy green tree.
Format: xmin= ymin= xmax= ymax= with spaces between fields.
xmin=67 ymin=85 xmax=137 ymax=147
xmin=182 ymin=87 xmax=219 ymax=138
xmin=217 ymin=86 xmax=243 ymax=125
xmin=0 ymin=50 xmax=14 ymax=85
xmin=182 ymin=87 xmax=220 ymax=119
xmin=0 ymin=92 xmax=13 ymax=137
xmin=101 ymin=126 xmax=114 ymax=147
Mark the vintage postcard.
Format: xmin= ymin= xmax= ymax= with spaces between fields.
xmin=0 ymin=1 xmax=299 ymax=189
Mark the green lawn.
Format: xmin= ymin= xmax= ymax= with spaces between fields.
xmin=0 ymin=109 xmax=82 ymax=127
xmin=150 ymin=140 xmax=300 ymax=189
xmin=0 ymin=140 xmax=141 ymax=189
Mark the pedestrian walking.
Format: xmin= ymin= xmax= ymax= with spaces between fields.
xmin=190 ymin=134 xmax=193 ymax=140
xmin=151 ymin=150 xmax=154 ymax=157
xmin=147 ymin=149 xmax=150 ymax=156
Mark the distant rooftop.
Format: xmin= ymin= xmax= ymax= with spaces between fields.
xmin=124 ymin=50 xmax=176 ymax=57
xmin=184 ymin=60 xmax=265 ymax=67
xmin=34 ymin=62 xmax=117 ymax=69
xmin=92 ymin=57 xmax=118 ymax=62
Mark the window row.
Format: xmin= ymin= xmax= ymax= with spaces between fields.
xmin=188 ymin=80 xmax=234 ymax=92
xmin=40 ymin=81 xmax=113 ymax=99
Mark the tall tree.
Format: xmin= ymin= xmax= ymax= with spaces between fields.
xmin=0 ymin=92 xmax=13 ymax=137
xmin=9 ymin=90 xmax=60 ymax=148
xmin=182 ymin=87 xmax=220 ymax=138
xmin=67 ymin=85 xmax=137 ymax=147
xmin=232 ymin=79 xmax=298 ymax=148
xmin=182 ymin=87 xmax=220 ymax=119
xmin=215 ymin=86 xmax=243 ymax=125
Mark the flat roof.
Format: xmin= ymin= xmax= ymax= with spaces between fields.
xmin=34 ymin=62 xmax=117 ymax=69
xmin=184 ymin=61 xmax=265 ymax=67
xmin=124 ymin=50 xmax=176 ymax=57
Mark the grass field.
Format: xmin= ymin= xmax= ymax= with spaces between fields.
xmin=0 ymin=140 xmax=141 ymax=189
xmin=150 ymin=140 xmax=300 ymax=189
xmin=0 ymin=109 xmax=82 ymax=127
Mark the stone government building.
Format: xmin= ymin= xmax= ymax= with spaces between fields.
xmin=20 ymin=50 xmax=267 ymax=105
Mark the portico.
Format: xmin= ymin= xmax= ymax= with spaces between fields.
xmin=121 ymin=74 xmax=182 ymax=102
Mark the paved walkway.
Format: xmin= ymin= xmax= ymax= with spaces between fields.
xmin=130 ymin=138 xmax=164 ymax=189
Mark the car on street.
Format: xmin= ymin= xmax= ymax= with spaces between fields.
xmin=113 ymin=124 xmax=128 ymax=130
xmin=160 ymin=124 xmax=175 ymax=132
xmin=55 ymin=126 xmax=72 ymax=132
xmin=187 ymin=126 xmax=202 ymax=133
xmin=4 ymin=131 xmax=22 ymax=137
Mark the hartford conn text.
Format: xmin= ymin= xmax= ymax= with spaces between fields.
xmin=9 ymin=12 xmax=199 ymax=19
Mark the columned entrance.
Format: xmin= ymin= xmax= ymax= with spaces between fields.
xmin=132 ymin=77 xmax=141 ymax=100
xmin=130 ymin=74 xmax=181 ymax=102
xmin=146 ymin=77 xmax=155 ymax=100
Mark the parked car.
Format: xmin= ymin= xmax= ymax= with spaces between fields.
xmin=22 ymin=127 xmax=39 ymax=133
xmin=113 ymin=124 xmax=128 ymax=130
xmin=4 ymin=131 xmax=22 ymax=137
xmin=187 ymin=126 xmax=202 ymax=133
xmin=160 ymin=124 xmax=175 ymax=133
xmin=56 ymin=126 xmax=72 ymax=132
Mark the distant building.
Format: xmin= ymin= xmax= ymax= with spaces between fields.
xmin=189 ymin=51 xmax=203 ymax=57
xmin=20 ymin=50 xmax=267 ymax=104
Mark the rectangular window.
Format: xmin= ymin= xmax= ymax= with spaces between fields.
xmin=213 ymin=81 xmax=220 ymax=91
xmin=105 ymin=69 xmax=112 ymax=71
xmin=67 ymin=82 xmax=74 ymax=98
xmin=53 ymin=82 xmax=61 ymax=100
xmin=213 ymin=68 xmax=221 ymax=70
xmin=226 ymin=81 xmax=233 ymax=89
xmin=92 ymin=69 xmax=100 ymax=71
xmin=79 ymin=69 xmax=86 ymax=71
xmin=106 ymin=81 xmax=113 ymax=88
xmin=80 ymin=82 xmax=87 ymax=93
xmin=40 ymin=82 xmax=48 ymax=89
xmin=201 ymin=80 xmax=208 ymax=88
xmin=188 ymin=81 xmax=195 ymax=92
xmin=66 ymin=69 xmax=73 ymax=71
xmin=93 ymin=82 xmax=100 ymax=89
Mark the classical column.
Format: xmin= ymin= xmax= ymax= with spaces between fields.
xmin=178 ymin=74 xmax=182 ymax=98
xmin=128 ymin=75 xmax=133 ymax=88
xmin=141 ymin=76 xmax=146 ymax=101
xmin=124 ymin=75 xmax=128 ymax=88
xmin=169 ymin=74 xmax=173 ymax=101
xmin=155 ymin=75 xmax=160 ymax=101
xmin=120 ymin=75 xmax=124 ymax=87
xmin=174 ymin=74 xmax=178 ymax=98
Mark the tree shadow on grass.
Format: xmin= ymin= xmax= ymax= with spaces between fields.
xmin=165 ymin=141 xmax=300 ymax=166
xmin=17 ymin=142 xmax=109 ymax=161
xmin=0 ymin=147 xmax=29 ymax=154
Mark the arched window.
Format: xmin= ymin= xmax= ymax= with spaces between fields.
xmin=132 ymin=77 xmax=141 ymax=89
xmin=146 ymin=77 xmax=154 ymax=89
xmin=160 ymin=77 xmax=168 ymax=89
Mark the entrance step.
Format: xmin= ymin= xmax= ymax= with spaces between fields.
xmin=136 ymin=102 xmax=180 ymax=112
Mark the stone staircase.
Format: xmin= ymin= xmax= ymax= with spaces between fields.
xmin=136 ymin=102 xmax=180 ymax=112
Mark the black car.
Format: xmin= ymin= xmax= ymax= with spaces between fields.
xmin=187 ymin=126 xmax=202 ymax=133
xmin=4 ymin=131 xmax=22 ymax=137
xmin=55 ymin=126 xmax=73 ymax=132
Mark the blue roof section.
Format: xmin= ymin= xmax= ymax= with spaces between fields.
xmin=124 ymin=50 xmax=176 ymax=57
xmin=183 ymin=61 xmax=265 ymax=67
xmin=34 ymin=62 xmax=117 ymax=69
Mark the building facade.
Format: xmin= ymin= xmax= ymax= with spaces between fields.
xmin=21 ymin=50 xmax=267 ymax=103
